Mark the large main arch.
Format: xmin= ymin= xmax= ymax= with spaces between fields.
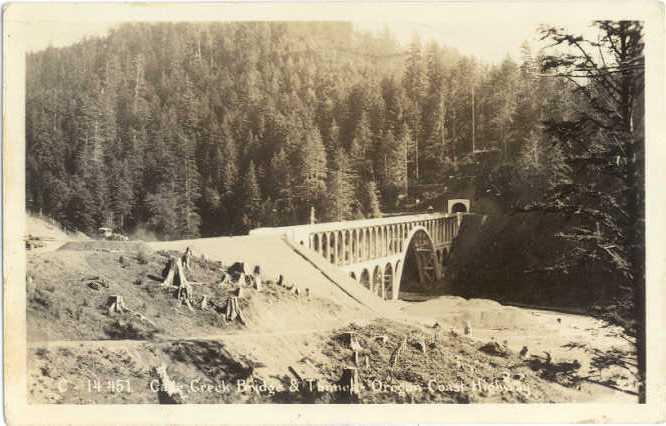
xmin=392 ymin=225 xmax=440 ymax=299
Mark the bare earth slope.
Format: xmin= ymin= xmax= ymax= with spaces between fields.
xmin=26 ymin=236 xmax=638 ymax=404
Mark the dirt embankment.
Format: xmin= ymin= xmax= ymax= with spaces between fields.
xmin=29 ymin=318 xmax=597 ymax=404
xmin=26 ymin=238 xmax=637 ymax=404
xmin=27 ymin=246 xmax=350 ymax=341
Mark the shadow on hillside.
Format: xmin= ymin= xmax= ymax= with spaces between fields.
xmin=527 ymin=344 xmax=638 ymax=397
xmin=162 ymin=340 xmax=253 ymax=384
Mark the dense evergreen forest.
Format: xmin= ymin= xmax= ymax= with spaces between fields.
xmin=26 ymin=21 xmax=573 ymax=239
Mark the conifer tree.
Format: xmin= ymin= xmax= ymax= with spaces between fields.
xmin=239 ymin=160 xmax=262 ymax=232
xmin=296 ymin=127 xmax=328 ymax=222
xmin=325 ymin=148 xmax=354 ymax=221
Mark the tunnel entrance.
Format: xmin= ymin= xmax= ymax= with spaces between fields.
xmin=398 ymin=229 xmax=438 ymax=300
xmin=451 ymin=202 xmax=468 ymax=213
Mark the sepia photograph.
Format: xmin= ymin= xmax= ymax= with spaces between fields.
xmin=3 ymin=1 xmax=665 ymax=423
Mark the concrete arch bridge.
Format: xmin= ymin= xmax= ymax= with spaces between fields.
xmin=250 ymin=212 xmax=465 ymax=301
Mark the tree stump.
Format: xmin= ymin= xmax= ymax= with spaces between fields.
xmin=154 ymin=364 xmax=184 ymax=404
xmin=219 ymin=272 xmax=231 ymax=286
xmin=464 ymin=321 xmax=472 ymax=336
xmin=390 ymin=338 xmax=407 ymax=368
xmin=341 ymin=332 xmax=362 ymax=351
xmin=162 ymin=256 xmax=189 ymax=287
xmin=305 ymin=288 xmax=310 ymax=297
xmin=182 ymin=247 xmax=193 ymax=271
xmin=107 ymin=295 xmax=127 ymax=315
xmin=181 ymin=290 xmax=194 ymax=311
xmin=252 ymin=266 xmax=263 ymax=291
xmin=374 ymin=335 xmax=389 ymax=345
xmin=276 ymin=274 xmax=284 ymax=287
xmin=200 ymin=295 xmax=208 ymax=311
xmin=414 ymin=339 xmax=427 ymax=354
xmin=339 ymin=368 xmax=359 ymax=400
xmin=225 ymin=296 xmax=247 ymax=325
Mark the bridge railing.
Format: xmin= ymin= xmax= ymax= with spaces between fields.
xmin=251 ymin=212 xmax=467 ymax=262
xmin=251 ymin=212 xmax=455 ymax=238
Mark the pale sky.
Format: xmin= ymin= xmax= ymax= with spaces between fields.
xmin=16 ymin=4 xmax=600 ymax=64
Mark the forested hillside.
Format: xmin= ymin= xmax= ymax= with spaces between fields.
xmin=26 ymin=22 xmax=571 ymax=239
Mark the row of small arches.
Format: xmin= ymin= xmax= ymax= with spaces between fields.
xmin=309 ymin=218 xmax=458 ymax=266
xmin=348 ymin=247 xmax=450 ymax=300
xmin=349 ymin=261 xmax=398 ymax=300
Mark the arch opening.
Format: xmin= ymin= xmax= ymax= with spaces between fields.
xmin=321 ymin=234 xmax=328 ymax=260
xmin=396 ymin=228 xmax=439 ymax=301
xmin=372 ymin=265 xmax=383 ymax=298
xmin=360 ymin=269 xmax=370 ymax=290
xmin=451 ymin=202 xmax=468 ymax=213
xmin=384 ymin=263 xmax=394 ymax=300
